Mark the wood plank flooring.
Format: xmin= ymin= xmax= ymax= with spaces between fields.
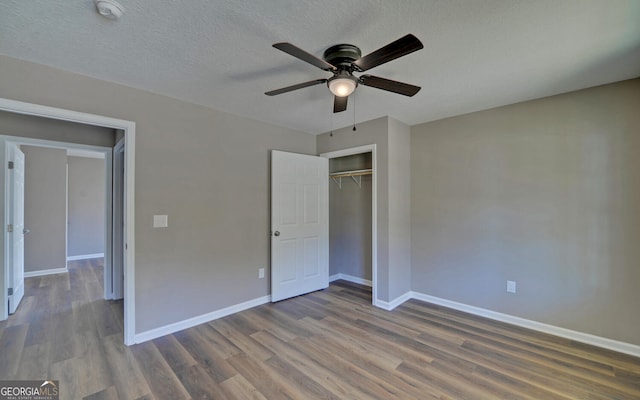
xmin=1 ymin=259 xmax=639 ymax=399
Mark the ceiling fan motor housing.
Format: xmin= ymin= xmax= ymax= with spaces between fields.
xmin=323 ymin=44 xmax=362 ymax=70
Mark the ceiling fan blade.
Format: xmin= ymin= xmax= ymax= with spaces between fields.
xmin=359 ymin=75 xmax=421 ymax=96
xmin=333 ymin=95 xmax=348 ymax=113
xmin=273 ymin=43 xmax=337 ymax=71
xmin=352 ymin=34 xmax=423 ymax=72
xmin=265 ymin=79 xmax=327 ymax=96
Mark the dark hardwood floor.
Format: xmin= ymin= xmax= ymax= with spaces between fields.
xmin=1 ymin=259 xmax=639 ymax=399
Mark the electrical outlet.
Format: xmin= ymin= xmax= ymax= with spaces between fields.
xmin=507 ymin=280 xmax=516 ymax=293
xmin=258 ymin=268 xmax=265 ymax=279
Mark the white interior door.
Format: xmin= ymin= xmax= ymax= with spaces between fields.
xmin=271 ymin=150 xmax=328 ymax=302
xmin=8 ymin=144 xmax=25 ymax=314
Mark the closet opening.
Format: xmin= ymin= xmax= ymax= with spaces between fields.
xmin=321 ymin=145 xmax=377 ymax=304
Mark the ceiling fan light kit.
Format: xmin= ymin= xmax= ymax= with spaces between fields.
xmin=265 ymin=34 xmax=424 ymax=113
xmin=328 ymin=75 xmax=357 ymax=97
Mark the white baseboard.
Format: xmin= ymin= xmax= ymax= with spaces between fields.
xmin=134 ymin=295 xmax=271 ymax=344
xmin=410 ymin=291 xmax=640 ymax=358
xmin=132 ymin=285 xmax=640 ymax=357
xmin=67 ymin=253 xmax=104 ymax=261
xmin=329 ymin=273 xmax=372 ymax=287
xmin=374 ymin=291 xmax=413 ymax=311
xmin=24 ymin=267 xmax=68 ymax=278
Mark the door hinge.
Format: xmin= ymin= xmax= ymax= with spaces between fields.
xmin=7 ymin=224 xmax=13 ymax=233
xmin=8 ymin=288 xmax=13 ymax=296
xmin=7 ymin=161 xmax=14 ymax=169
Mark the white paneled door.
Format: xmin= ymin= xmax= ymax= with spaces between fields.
xmin=271 ymin=150 xmax=328 ymax=302
xmin=8 ymin=143 xmax=25 ymax=314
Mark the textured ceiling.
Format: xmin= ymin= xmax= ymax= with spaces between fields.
xmin=1 ymin=0 xmax=639 ymax=134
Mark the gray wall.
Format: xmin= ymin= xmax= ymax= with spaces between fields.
xmin=0 ymin=55 xmax=316 ymax=333
xmin=22 ymin=146 xmax=67 ymax=273
xmin=0 ymin=110 xmax=115 ymax=146
xmin=67 ymin=156 xmax=105 ymax=257
xmin=411 ymin=78 xmax=640 ymax=346
xmin=329 ymin=155 xmax=372 ymax=281
xmin=387 ymin=118 xmax=412 ymax=301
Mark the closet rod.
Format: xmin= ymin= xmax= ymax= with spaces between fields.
xmin=329 ymin=168 xmax=372 ymax=189
xmin=328 ymin=168 xmax=372 ymax=179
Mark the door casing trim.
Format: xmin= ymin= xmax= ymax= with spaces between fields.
xmin=0 ymin=97 xmax=136 ymax=345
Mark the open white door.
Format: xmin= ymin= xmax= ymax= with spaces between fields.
xmin=8 ymin=143 xmax=25 ymax=314
xmin=271 ymin=150 xmax=328 ymax=302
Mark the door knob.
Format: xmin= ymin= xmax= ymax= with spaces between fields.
xmin=273 ymin=231 xmax=280 ymax=237
xmin=23 ymin=228 xmax=30 ymax=234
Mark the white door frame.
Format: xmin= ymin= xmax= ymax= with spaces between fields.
xmin=112 ymin=137 xmax=125 ymax=300
xmin=7 ymin=138 xmax=111 ymax=291
xmin=320 ymin=144 xmax=378 ymax=305
xmin=0 ymin=97 xmax=136 ymax=346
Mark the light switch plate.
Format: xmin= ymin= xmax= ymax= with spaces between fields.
xmin=507 ymin=280 xmax=516 ymax=293
xmin=153 ymin=215 xmax=168 ymax=228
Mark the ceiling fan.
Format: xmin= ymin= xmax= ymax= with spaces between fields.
xmin=265 ymin=34 xmax=424 ymax=113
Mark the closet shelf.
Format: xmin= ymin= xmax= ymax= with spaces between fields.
xmin=329 ymin=169 xmax=372 ymax=189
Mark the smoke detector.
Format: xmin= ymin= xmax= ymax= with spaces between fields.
xmin=94 ymin=0 xmax=125 ymax=20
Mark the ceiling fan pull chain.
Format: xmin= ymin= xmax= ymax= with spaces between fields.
xmin=353 ymin=93 xmax=357 ymax=131
xmin=330 ymin=103 xmax=334 ymax=136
